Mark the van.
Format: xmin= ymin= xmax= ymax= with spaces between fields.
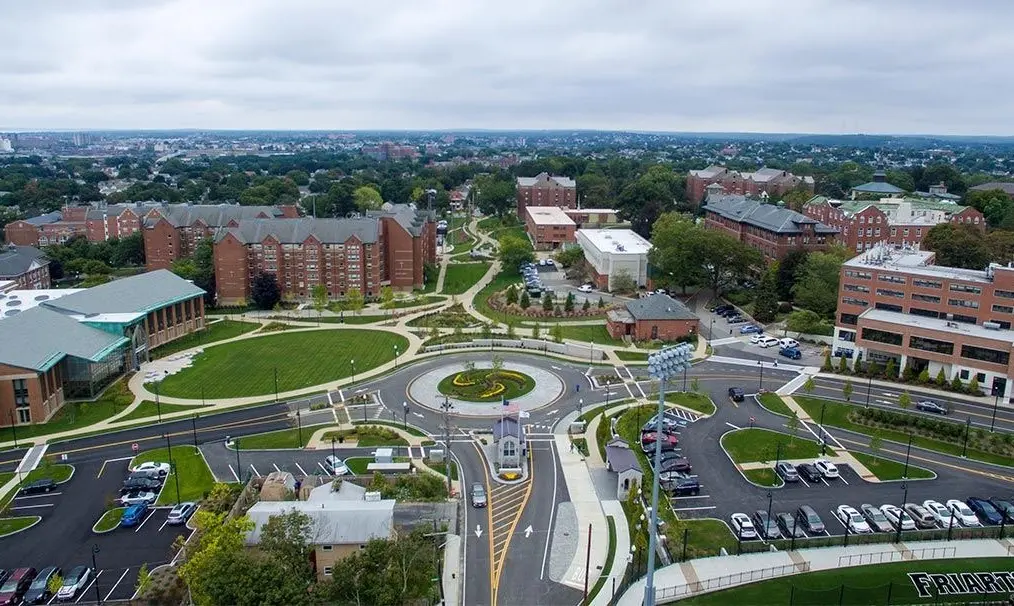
xmin=779 ymin=338 xmax=800 ymax=349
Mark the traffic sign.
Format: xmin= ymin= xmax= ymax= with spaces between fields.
xmin=131 ymin=443 xmax=139 ymax=453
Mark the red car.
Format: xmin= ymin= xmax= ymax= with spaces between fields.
xmin=640 ymin=432 xmax=678 ymax=453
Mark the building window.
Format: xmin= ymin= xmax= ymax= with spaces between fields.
xmin=910 ymin=307 xmax=941 ymax=319
xmin=995 ymin=289 xmax=1014 ymax=299
xmin=838 ymin=330 xmax=856 ymax=342
xmin=844 ymin=284 xmax=870 ymax=293
xmin=323 ymin=567 xmax=333 ymax=576
xmin=650 ymin=325 xmax=659 ymax=340
xmin=909 ymin=335 xmax=954 ymax=355
xmin=913 ymin=279 xmax=942 ymax=289
xmin=861 ymin=328 xmax=903 ymax=346
xmin=948 ymin=299 xmax=979 ymax=309
xmin=952 ymin=313 xmax=978 ymax=324
xmin=960 ymin=369 xmax=970 ymax=380
xmin=503 ymin=440 xmax=516 ymax=458
xmin=950 ymin=284 xmax=982 ymax=295
xmin=876 ymin=289 xmax=905 ymax=298
xmin=991 ymin=304 xmax=1013 ymax=314
xmin=990 ymin=319 xmax=1012 ymax=329
xmin=839 ymin=313 xmax=859 ymax=326
xmin=17 ymin=408 xmax=30 ymax=424
xmin=912 ymin=293 xmax=941 ymax=304
xmin=960 ymin=345 xmax=1010 ymax=366
xmin=875 ymin=302 xmax=903 ymax=312
xmin=12 ymin=378 xmax=30 ymax=407
xmin=841 ymin=297 xmax=868 ymax=307
xmin=321 ymin=545 xmax=333 ymax=551
xmin=844 ymin=270 xmax=872 ymax=280
xmin=878 ymin=275 xmax=906 ymax=284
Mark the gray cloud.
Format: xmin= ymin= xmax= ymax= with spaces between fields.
xmin=0 ymin=0 xmax=1011 ymax=134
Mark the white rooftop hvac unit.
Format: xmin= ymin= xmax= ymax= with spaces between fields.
xmin=983 ymin=322 xmax=1002 ymax=331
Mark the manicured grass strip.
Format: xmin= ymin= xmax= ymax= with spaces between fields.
xmin=427 ymin=461 xmax=459 ymax=481
xmin=793 ymin=396 xmax=1012 ymax=468
xmin=322 ymin=426 xmax=408 ymax=448
xmin=268 ymin=314 xmax=388 ymax=325
xmin=850 ymin=451 xmax=935 ymax=480
xmin=344 ymin=456 xmax=411 ymax=476
xmin=0 ymin=473 xmax=12 ymax=487
xmin=390 ymin=295 xmax=446 ymax=309
xmin=681 ymin=519 xmax=738 ymax=560
xmin=113 ymin=401 xmax=209 ymax=424
xmin=354 ymin=420 xmax=428 ymax=437
xmin=0 ymin=379 xmax=133 ymax=444
xmin=743 ymin=468 xmax=782 ymax=487
xmin=721 ymin=428 xmax=833 ymax=464
xmin=441 ymin=262 xmax=491 ymax=295
xmin=558 ymin=324 xmax=625 ymax=346
xmin=587 ymin=516 xmax=616 ymax=603
xmin=758 ymin=393 xmax=794 ymax=417
xmin=93 ymin=507 xmax=125 ymax=533
xmin=614 ymin=350 xmax=650 ymax=362
xmin=156 ymin=329 xmax=409 ymax=398
xmin=0 ymin=516 xmax=40 ymax=537
xmin=235 ymin=426 xmax=317 ymax=450
xmin=666 ymin=392 xmax=716 ymax=416
xmin=132 ymin=446 xmax=215 ymax=505
xmin=680 ymin=557 xmax=1014 ymax=605
xmin=150 ymin=320 xmax=259 ymax=360
xmin=24 ymin=463 xmax=73 ymax=484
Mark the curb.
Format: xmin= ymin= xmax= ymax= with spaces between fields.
xmin=0 ymin=515 xmax=41 ymax=539
xmin=91 ymin=507 xmax=125 ymax=534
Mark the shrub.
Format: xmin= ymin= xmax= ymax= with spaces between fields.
xmin=917 ymin=369 xmax=930 ymax=384
xmin=935 ymin=368 xmax=947 ymax=386
xmin=777 ymin=302 xmax=794 ymax=313
xmin=951 ymin=376 xmax=964 ymax=391
xmin=968 ymin=377 xmax=981 ymax=395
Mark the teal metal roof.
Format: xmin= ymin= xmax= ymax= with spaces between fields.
xmin=41 ymin=269 xmax=204 ymax=316
xmin=0 ymin=307 xmax=128 ymax=372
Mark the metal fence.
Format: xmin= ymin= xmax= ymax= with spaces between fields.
xmin=654 ymin=562 xmax=811 ymax=604
xmin=737 ymin=523 xmax=1009 ymax=555
xmin=836 ymin=545 xmax=956 ymax=567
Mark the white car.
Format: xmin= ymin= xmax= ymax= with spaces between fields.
xmin=323 ymin=455 xmax=349 ymax=476
xmin=836 ymin=505 xmax=873 ymax=534
xmin=730 ymin=513 xmax=758 ymax=539
xmin=130 ymin=461 xmax=170 ymax=476
xmin=758 ymin=336 xmax=780 ymax=348
xmin=779 ymin=338 xmax=800 ymax=349
xmin=118 ymin=490 xmax=157 ymax=506
xmin=56 ymin=566 xmax=91 ymax=601
xmin=946 ymin=499 xmax=982 ymax=527
xmin=880 ymin=504 xmax=916 ymax=531
xmin=749 ymin=334 xmax=764 ymax=345
xmin=578 ymin=284 xmax=594 ymax=293
xmin=923 ymin=500 xmax=957 ymax=528
xmin=814 ymin=458 xmax=839 ymax=479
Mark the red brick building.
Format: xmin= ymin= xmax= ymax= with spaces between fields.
xmin=143 ymin=204 xmax=300 ymax=271
xmin=4 ymin=203 xmax=167 ymax=247
xmin=687 ymin=166 xmax=814 ymax=206
xmin=0 ymin=245 xmax=50 ymax=289
xmin=803 ymin=196 xmax=985 ymax=255
xmin=607 ymin=294 xmax=699 ymax=342
xmin=516 ymin=173 xmax=577 ymax=217
xmin=703 ymin=195 xmax=839 ymax=262
xmin=524 ymin=206 xmax=576 ymax=250
xmin=365 ymin=204 xmax=438 ymax=288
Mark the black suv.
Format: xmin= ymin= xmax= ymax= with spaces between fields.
xmin=120 ymin=477 xmax=161 ymax=493
xmin=728 ymin=387 xmax=745 ymax=402
xmin=664 ymin=477 xmax=701 ymax=496
xmin=796 ymin=463 xmax=822 ymax=483
xmin=19 ymin=479 xmax=55 ymax=495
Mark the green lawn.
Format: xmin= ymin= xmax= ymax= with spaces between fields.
xmin=0 ymin=473 xmax=12 ymax=487
xmin=354 ymin=419 xmax=428 ymax=437
xmin=614 ymin=350 xmax=650 ymax=362
xmin=390 ymin=295 xmax=446 ymax=309
xmin=267 ymin=314 xmax=388 ymax=325
xmin=441 ymin=262 xmax=490 ymax=295
xmin=156 ymin=330 xmax=409 ymax=398
xmin=427 ymin=461 xmax=459 ymax=481
xmin=149 ymin=320 xmax=259 ymax=360
xmin=131 ymin=446 xmax=215 ymax=505
xmin=436 ymin=369 xmax=536 ymax=402
xmin=0 ymin=516 xmax=39 ymax=536
xmin=0 ymin=379 xmax=133 ymax=444
xmin=558 ymin=324 xmax=625 ymax=346
xmin=344 ymin=456 xmax=410 ymax=475
xmin=665 ymin=392 xmax=717 ymax=416
xmin=793 ymin=396 xmax=1012 ymax=468
xmin=743 ymin=467 xmax=782 ymax=487
xmin=322 ymin=426 xmax=408 ymax=447
xmin=113 ymin=401 xmax=209 ymax=423
xmin=681 ymin=519 xmax=738 ymax=560
xmin=850 ymin=451 xmax=935 ymax=480
xmin=758 ymin=393 xmax=794 ymax=417
xmin=24 ymin=463 xmax=74 ymax=484
xmin=93 ymin=507 xmax=125 ymax=532
xmin=681 ymin=557 xmax=1014 ymax=605
xmin=235 ymin=426 xmax=317 ymax=450
xmin=721 ymin=428 xmax=833 ymax=464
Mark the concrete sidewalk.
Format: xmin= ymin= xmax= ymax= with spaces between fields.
xmin=555 ymin=430 xmax=612 ymax=593
xmin=614 ymin=537 xmax=1014 ymax=605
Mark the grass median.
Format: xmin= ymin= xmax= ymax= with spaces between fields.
xmin=721 ymin=428 xmax=834 ymax=464
xmin=93 ymin=507 xmax=125 ymax=532
xmin=850 ymin=452 xmax=935 ymax=480
xmin=113 ymin=401 xmax=210 ymax=424
xmin=743 ymin=468 xmax=782 ymax=487
xmin=758 ymin=393 xmax=794 ymax=417
xmin=0 ymin=516 xmax=39 ymax=537
xmin=665 ymin=392 xmax=717 ymax=416
xmin=131 ymin=445 xmax=215 ymax=505
xmin=442 ymin=262 xmax=491 ymax=295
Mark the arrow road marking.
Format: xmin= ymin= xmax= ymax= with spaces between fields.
xmin=545 ymin=409 xmax=559 ymax=416
xmin=524 ymin=525 xmax=533 ymax=538
xmin=552 ymin=366 xmax=561 ymax=371
xmin=475 ymin=524 xmax=483 ymax=538
xmin=876 ymin=399 xmax=893 ymax=405
xmin=412 ymin=412 xmax=425 ymax=418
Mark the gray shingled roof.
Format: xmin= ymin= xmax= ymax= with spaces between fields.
xmin=215 ymin=217 xmax=380 ymax=245
xmin=517 ymin=172 xmax=576 ymax=188
xmin=245 ymin=499 xmax=395 ymax=545
xmin=144 ymin=204 xmax=288 ymax=228
xmin=625 ymin=294 xmax=698 ymax=321
xmin=970 ymin=182 xmax=1014 ymax=195
xmin=0 ymin=245 xmax=48 ymax=278
xmin=605 ymin=438 xmax=641 ymax=474
xmin=705 ymin=195 xmax=838 ymax=235
xmin=493 ymin=416 xmax=522 ymax=439
xmin=24 ymin=212 xmax=62 ymax=226
xmin=0 ymin=306 xmax=128 ymax=371
xmin=366 ymin=203 xmax=434 ymax=237
xmin=851 ymin=181 xmax=906 ymax=194
xmin=41 ymin=269 xmax=204 ymax=316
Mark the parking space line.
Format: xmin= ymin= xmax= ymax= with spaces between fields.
xmin=272 ymin=463 xmax=281 ymax=472
xmin=249 ymin=464 xmax=261 ymax=477
xmin=316 ymin=462 xmax=329 ymax=474
xmin=670 ymin=494 xmax=711 ymax=500
xmin=672 ymin=506 xmax=717 ymax=512
xmin=76 ymin=571 xmax=102 ymax=603
xmin=294 ymin=462 xmax=307 ymax=475
xmin=839 ymin=476 xmax=850 ymax=485
xmin=725 ymin=422 xmax=741 ymax=430
xmin=12 ymin=503 xmax=54 ymax=510
xmin=227 ymin=464 xmax=239 ymax=482
xmin=97 ymin=456 xmax=133 ymax=478
xmin=104 ymin=568 xmax=130 ymax=602
xmin=135 ymin=510 xmax=157 ymax=532
xmin=15 ymin=492 xmax=62 ymax=500
xmin=798 ymin=477 xmax=810 ymax=487
xmin=820 ymin=477 xmax=829 ymax=487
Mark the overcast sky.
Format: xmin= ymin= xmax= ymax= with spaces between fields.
xmin=1 ymin=0 xmax=1010 ymax=134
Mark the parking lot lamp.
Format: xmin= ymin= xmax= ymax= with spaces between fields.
xmin=331 ymin=437 xmax=336 ymax=463
xmin=154 ymin=381 xmax=162 ymax=424
xmin=897 ymin=483 xmax=909 ymax=543
xmin=351 ymin=359 xmax=356 ymax=385
xmin=903 ymin=434 xmax=912 ymax=479
xmin=774 ymin=442 xmax=782 ymax=471
xmin=818 ymin=402 xmax=827 ymax=456
xmin=274 ymin=367 xmax=279 ymax=403
xmin=865 ymin=374 xmax=873 ymax=408
xmin=590 ymin=341 xmax=594 ymax=365
xmin=164 ymin=433 xmax=180 ymax=506
xmin=230 ymin=437 xmax=241 ymax=482
xmin=962 ymin=417 xmax=971 ymax=457
xmin=766 ymin=491 xmax=774 ymax=539
xmin=578 ymin=398 xmax=583 ymax=414
xmin=8 ymin=411 xmax=17 ymax=449
xmin=757 ymin=360 xmax=764 ymax=390
xmin=296 ymin=410 xmax=303 ymax=447
xmin=394 ymin=345 xmax=399 ymax=369
xmin=403 ymin=402 xmax=409 ymax=429
xmin=192 ymin=414 xmax=199 ymax=447
xmin=91 ymin=545 xmax=101 ymax=604
xmin=708 ymin=317 xmax=714 ymax=341
xmin=644 ymin=343 xmax=693 ymax=606
xmin=991 ymin=386 xmax=1001 ymax=432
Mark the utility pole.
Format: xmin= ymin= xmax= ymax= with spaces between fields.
xmin=818 ymin=402 xmax=827 ymax=456
xmin=274 ymin=367 xmax=279 ymax=403
xmin=8 ymin=411 xmax=17 ymax=449
xmin=439 ymin=395 xmax=454 ymax=497
xmin=991 ymin=387 xmax=1000 ymax=432
xmin=962 ymin=417 xmax=971 ymax=457
xmin=903 ymin=434 xmax=912 ymax=479
xmin=757 ymin=360 xmax=763 ymax=390
xmin=165 ymin=433 xmax=180 ymax=506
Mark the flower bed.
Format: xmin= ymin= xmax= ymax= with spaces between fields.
xmin=436 ymin=369 xmax=536 ymax=402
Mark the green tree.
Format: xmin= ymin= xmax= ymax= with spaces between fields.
xmin=898 ymin=390 xmax=911 ymax=410
xmin=951 ymin=375 xmax=964 ymax=391
xmin=258 ymin=511 xmax=314 ymax=579
xmin=791 ymin=250 xmax=848 ymax=317
xmin=690 ymin=377 xmax=700 ymax=393
xmin=922 ymin=223 xmax=990 ymax=269
xmin=474 ymin=173 xmax=517 ymax=217
xmin=822 ymin=350 xmax=832 ymax=371
xmin=647 ymin=213 xmax=705 ymax=293
xmin=786 ymin=412 xmax=800 ymax=443
xmin=380 ymin=286 xmax=395 ymax=310
xmin=564 ymin=291 xmax=575 ymax=312
xmin=695 ymin=229 xmax=764 ymax=295
xmin=837 ymin=354 xmax=848 ymax=373
xmin=869 ymin=432 xmax=883 ymax=463
xmin=752 ymin=267 xmax=779 ymax=323
xmin=311 ymin=284 xmax=327 ymax=325
xmin=317 ymin=530 xmax=438 ymax=606
xmin=498 ymin=234 xmax=535 ymax=273
xmin=177 ymin=512 xmax=257 ymax=606
xmin=345 ymin=287 xmax=364 ymax=316
xmin=171 ymin=258 xmax=197 ymax=280
xmin=192 ymin=238 xmax=216 ymax=305
xmin=251 ymin=272 xmax=281 ymax=310
xmin=531 ymin=322 xmax=541 ymax=339
xmin=964 ymin=188 xmax=1014 ymax=227
xmin=786 ymin=310 xmax=823 ymax=335
xmin=519 ymin=289 xmax=531 ymax=309
xmin=917 ymin=369 xmax=931 ymax=384
xmin=935 ymin=368 xmax=947 ymax=387
xmin=775 ymin=250 xmax=809 ymax=301
xmin=884 ymin=358 xmax=897 ymax=380
xmin=550 ymin=323 xmax=564 ymax=343
xmin=839 ymin=379 xmax=851 ymax=402
xmin=610 ymin=269 xmax=636 ymax=293
xmin=507 ymin=321 xmax=516 ymax=339
xmin=582 ymin=298 xmax=590 ymax=311
xmin=353 ymin=185 xmax=384 ymax=211
xmin=598 ymin=296 xmax=605 ymax=309
xmin=803 ymin=377 xmax=815 ymax=396
xmin=969 ymin=377 xmax=981 ymax=394
xmin=542 ymin=291 xmax=554 ymax=312
xmin=555 ymin=246 xmax=585 ymax=268
xmin=505 ymin=285 xmax=518 ymax=306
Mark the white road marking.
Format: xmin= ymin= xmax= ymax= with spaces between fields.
xmin=104 ymin=569 xmax=130 ymax=602
xmin=317 ymin=462 xmax=329 ymax=474
xmin=227 ymin=464 xmax=239 ymax=482
xmin=798 ymin=477 xmax=810 ymax=488
xmin=272 ymin=463 xmax=281 ymax=472
xmin=672 ymin=505 xmax=717 ymax=512
xmin=669 ymin=494 xmax=711 ymax=500
xmin=249 ymin=464 xmax=261 ymax=477
xmin=725 ymin=422 xmax=741 ymax=430
xmin=540 ymin=440 xmax=559 ymax=581
xmin=134 ymin=510 xmax=157 ymax=532
xmin=11 ymin=503 xmax=53 ymax=510
xmin=14 ymin=492 xmax=62 ymax=500
xmin=294 ymin=462 xmax=307 ymax=475
xmin=75 ymin=570 xmax=103 ymax=603
xmin=839 ymin=475 xmax=850 ymax=485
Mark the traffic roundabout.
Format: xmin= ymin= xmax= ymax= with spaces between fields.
xmin=408 ymin=360 xmax=564 ymax=416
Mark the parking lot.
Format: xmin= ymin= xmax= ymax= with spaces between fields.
xmin=0 ymin=459 xmax=190 ymax=603
xmin=199 ymin=441 xmax=412 ymax=482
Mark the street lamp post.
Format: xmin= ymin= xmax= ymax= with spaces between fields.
xmin=766 ymin=491 xmax=774 ymax=540
xmin=8 ymin=411 xmax=17 ymax=449
xmin=403 ymin=402 xmax=409 ymax=429
xmin=774 ymin=442 xmax=783 ymax=471
xmin=91 ymin=545 xmax=102 ymax=605
xmin=230 ymin=436 xmax=241 ymax=482
xmin=578 ymin=398 xmax=583 ymax=414
xmin=439 ymin=395 xmax=454 ymax=497
xmin=296 ymin=410 xmax=303 ymax=447
xmin=865 ymin=374 xmax=873 ymax=408
xmin=818 ymin=401 xmax=828 ymax=456
xmin=274 ymin=367 xmax=279 ymax=403
xmin=394 ymin=346 xmax=399 ymax=369
xmin=991 ymin=387 xmax=1000 ymax=432
xmin=191 ymin=414 xmax=199 ymax=447
xmin=605 ymin=386 xmax=611 ymax=408
xmin=903 ymin=434 xmax=912 ymax=479
xmin=154 ymin=380 xmax=162 ymax=424
xmin=330 ymin=437 xmax=336 ymax=463
xmin=164 ymin=433 xmax=179 ymax=506
xmin=896 ymin=482 xmax=909 ymax=543
xmin=709 ymin=317 xmax=714 ymax=341
xmin=644 ymin=343 xmax=694 ymax=606
xmin=757 ymin=360 xmax=763 ymax=390
xmin=351 ymin=359 xmax=356 ymax=385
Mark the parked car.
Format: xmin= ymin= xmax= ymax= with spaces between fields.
xmin=665 ymin=477 xmax=702 ymax=496
xmin=727 ymin=387 xmax=745 ymax=402
xmin=836 ymin=505 xmax=872 ymax=534
xmin=915 ymin=400 xmax=948 ymax=415
xmin=903 ymin=503 xmax=938 ymax=529
xmin=19 ymin=479 xmax=56 ymax=495
xmin=120 ymin=477 xmax=161 ymax=493
xmin=125 ymin=470 xmax=163 ymax=485
xmin=120 ymin=503 xmax=150 ymax=528
xmin=323 ymin=455 xmax=350 ymax=476
xmin=578 ymin=283 xmax=594 ymax=293
xmin=730 ymin=513 xmax=757 ymax=539
xmin=22 ymin=566 xmax=59 ymax=604
xmin=727 ymin=316 xmax=748 ymax=325
xmin=757 ymin=336 xmax=780 ymax=348
xmin=923 ymin=500 xmax=958 ymax=528
xmin=753 ymin=510 xmax=782 ymax=540
xmin=797 ymin=505 xmax=825 ymax=534
xmin=642 ymin=415 xmax=682 ymax=433
xmin=776 ymin=512 xmax=807 ymax=538
xmin=966 ymin=497 xmax=1004 ymax=525
xmin=946 ymin=499 xmax=982 ymax=527
xmin=796 ymin=463 xmax=822 ymax=483
xmin=0 ymin=567 xmax=36 ymax=606
xmin=657 ymin=456 xmax=692 ymax=473
xmin=779 ymin=338 xmax=800 ymax=349
xmin=749 ymin=334 xmax=765 ymax=345
xmin=860 ymin=504 xmax=894 ymax=533
xmin=118 ymin=490 xmax=157 ymax=506
xmin=738 ymin=323 xmax=761 ymax=333
xmin=814 ymin=459 xmax=839 ymax=479
xmin=470 ymin=482 xmax=487 ymax=508
xmin=640 ymin=432 xmax=678 ymax=453
xmin=779 ymin=347 xmax=802 ymax=360
xmin=130 ymin=462 xmax=170 ymax=476
xmin=775 ymin=462 xmax=799 ymax=483
xmin=989 ymin=498 xmax=1014 ymax=523
xmin=167 ymin=502 xmax=197 ymax=526
xmin=55 ymin=566 xmax=91 ymax=602
xmin=711 ymin=304 xmax=734 ymax=314
xmin=881 ymin=504 xmax=916 ymax=531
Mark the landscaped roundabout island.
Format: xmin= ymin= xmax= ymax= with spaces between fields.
xmin=437 ymin=368 xmax=536 ymax=402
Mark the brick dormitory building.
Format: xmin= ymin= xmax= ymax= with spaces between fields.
xmin=703 ymin=194 xmax=840 ymax=262
xmin=687 ymin=166 xmax=814 ymax=206
xmin=516 ymin=173 xmax=577 ymax=217
xmin=0 ymin=270 xmax=205 ymax=427
xmin=834 ymin=244 xmax=1014 ymax=404
xmin=213 ymin=204 xmax=436 ymax=306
